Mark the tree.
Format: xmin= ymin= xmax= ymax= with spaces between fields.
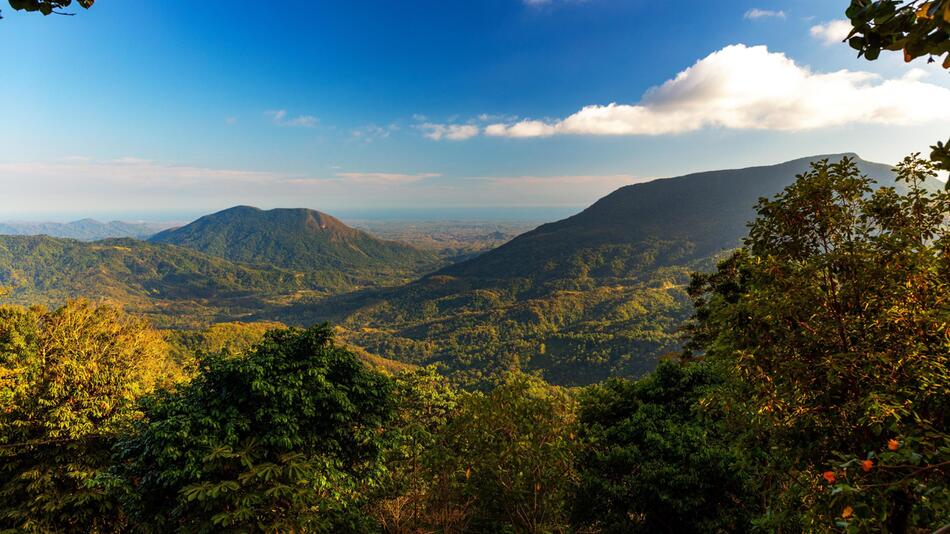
xmin=572 ymin=360 xmax=757 ymax=534
xmin=843 ymin=1 xmax=950 ymax=178
xmin=845 ymin=0 xmax=950 ymax=67
xmin=0 ymin=299 xmax=176 ymax=532
xmin=114 ymin=324 xmax=395 ymax=532
xmin=3 ymin=0 xmax=93 ymax=17
xmin=368 ymin=367 xmax=460 ymax=533
xmin=687 ymin=156 xmax=950 ymax=531
xmin=427 ymin=372 xmax=578 ymax=533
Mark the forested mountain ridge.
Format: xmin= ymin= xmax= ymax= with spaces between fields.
xmin=335 ymin=154 xmax=944 ymax=386
xmin=150 ymin=206 xmax=441 ymax=275
xmin=1 ymin=155 xmax=939 ymax=384
xmin=440 ymin=154 xmax=919 ymax=280
xmin=0 ymin=235 xmax=348 ymax=327
xmin=0 ymin=218 xmax=167 ymax=241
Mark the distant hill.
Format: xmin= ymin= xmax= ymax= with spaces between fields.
xmin=0 ymin=219 xmax=168 ymax=241
xmin=334 ymin=154 xmax=940 ymax=386
xmin=150 ymin=206 xmax=441 ymax=280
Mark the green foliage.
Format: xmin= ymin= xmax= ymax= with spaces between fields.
xmin=164 ymin=320 xmax=287 ymax=373
xmin=845 ymin=0 xmax=950 ymax=67
xmin=5 ymin=0 xmax=92 ymax=17
xmin=369 ymin=367 xmax=460 ymax=532
xmin=930 ymin=137 xmax=950 ymax=179
xmin=0 ymin=235 xmax=364 ymax=328
xmin=0 ymin=300 xmax=176 ymax=532
xmin=687 ymin=155 xmax=950 ymax=530
xmin=573 ymin=360 xmax=756 ymax=533
xmin=427 ymin=372 xmax=578 ymax=533
xmin=114 ymin=325 xmax=395 ymax=532
xmin=340 ymin=267 xmax=693 ymax=387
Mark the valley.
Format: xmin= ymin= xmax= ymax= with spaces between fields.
xmin=1 ymin=154 xmax=935 ymax=385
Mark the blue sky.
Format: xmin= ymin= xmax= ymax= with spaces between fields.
xmin=1 ymin=0 xmax=948 ymax=220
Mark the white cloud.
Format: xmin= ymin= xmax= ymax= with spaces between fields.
xmin=333 ymin=172 xmax=440 ymax=185
xmin=484 ymin=44 xmax=950 ymax=138
xmin=0 ymin=157 xmax=453 ymax=214
xmin=810 ymin=19 xmax=852 ymax=45
xmin=265 ymin=109 xmax=318 ymax=128
xmin=744 ymin=8 xmax=785 ymax=19
xmin=418 ymin=123 xmax=480 ymax=141
xmin=350 ymin=123 xmax=398 ymax=143
xmin=0 ymin=158 xmax=281 ymax=186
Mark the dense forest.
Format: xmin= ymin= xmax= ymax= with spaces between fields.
xmin=330 ymin=155 xmax=942 ymax=386
xmin=2 ymin=154 xmax=947 ymax=532
xmin=4 ymin=156 xmax=939 ymax=388
xmin=2 ymin=1 xmax=949 ymax=530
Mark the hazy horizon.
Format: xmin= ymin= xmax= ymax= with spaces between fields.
xmin=3 ymin=1 xmax=949 ymax=217
xmin=0 ymin=205 xmax=584 ymax=225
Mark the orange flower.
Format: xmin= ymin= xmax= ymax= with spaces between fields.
xmin=822 ymin=471 xmax=836 ymax=484
xmin=888 ymin=439 xmax=900 ymax=451
xmin=842 ymin=506 xmax=853 ymax=519
xmin=861 ymin=459 xmax=874 ymax=472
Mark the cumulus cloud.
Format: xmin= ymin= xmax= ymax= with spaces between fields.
xmin=744 ymin=8 xmax=786 ymax=19
xmin=484 ymin=44 xmax=950 ymax=138
xmin=350 ymin=123 xmax=398 ymax=143
xmin=810 ymin=19 xmax=853 ymax=45
xmin=418 ymin=122 xmax=480 ymax=141
xmin=266 ymin=109 xmax=318 ymax=128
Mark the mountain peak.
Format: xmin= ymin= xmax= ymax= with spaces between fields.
xmin=441 ymin=153 xmax=925 ymax=280
xmin=150 ymin=205 xmax=438 ymax=273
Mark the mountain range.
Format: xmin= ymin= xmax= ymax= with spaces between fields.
xmin=331 ymin=154 xmax=940 ymax=385
xmin=0 ymin=219 xmax=170 ymax=241
xmin=2 ymin=154 xmax=938 ymax=384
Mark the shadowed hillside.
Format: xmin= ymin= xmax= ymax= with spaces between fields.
xmin=441 ymin=154 xmax=912 ymax=280
xmin=334 ymin=154 xmax=942 ymax=386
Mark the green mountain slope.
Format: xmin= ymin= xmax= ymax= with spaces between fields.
xmin=441 ymin=154 xmax=912 ymax=280
xmin=334 ymin=154 xmax=938 ymax=386
xmin=150 ymin=206 xmax=441 ymax=280
xmin=0 ymin=236 xmax=341 ymax=327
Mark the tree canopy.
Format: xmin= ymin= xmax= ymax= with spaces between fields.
xmin=688 ymin=155 xmax=950 ymax=530
xmin=115 ymin=325 xmax=395 ymax=532
xmin=0 ymin=300 xmax=178 ymax=532
xmin=845 ymin=0 xmax=950 ymax=67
